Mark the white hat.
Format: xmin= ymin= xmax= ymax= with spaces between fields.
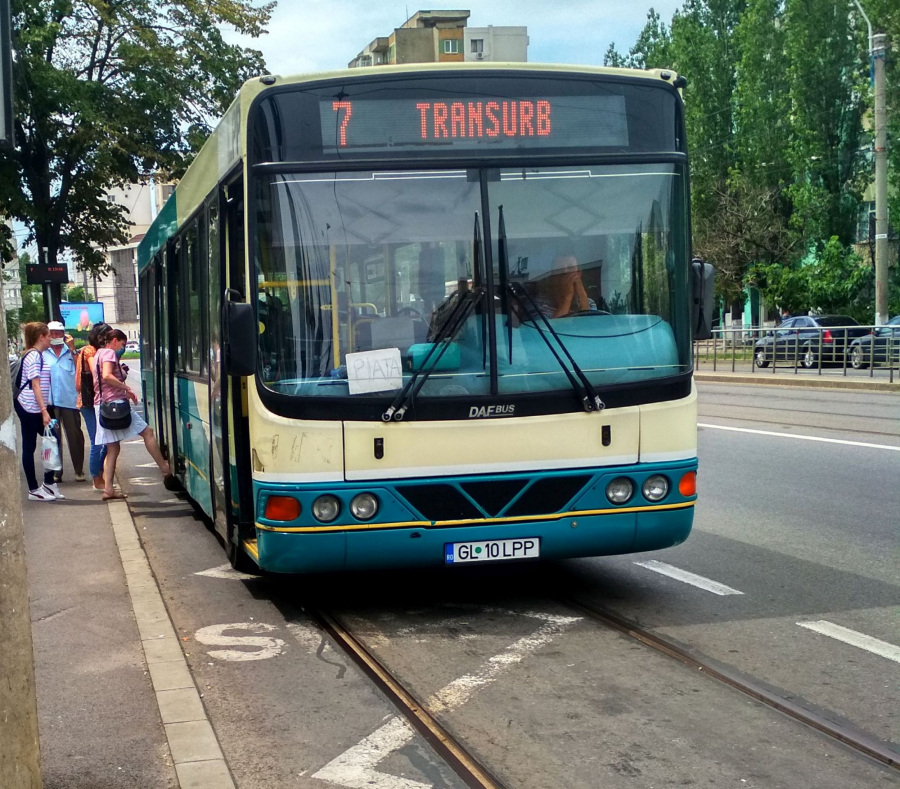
xmin=47 ymin=321 xmax=65 ymax=331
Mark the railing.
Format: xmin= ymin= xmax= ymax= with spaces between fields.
xmin=693 ymin=324 xmax=898 ymax=383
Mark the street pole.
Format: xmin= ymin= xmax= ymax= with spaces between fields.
xmin=0 ymin=292 xmax=43 ymax=787
xmin=872 ymin=32 xmax=889 ymax=326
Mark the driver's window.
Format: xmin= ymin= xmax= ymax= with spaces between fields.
xmin=776 ymin=318 xmax=795 ymax=336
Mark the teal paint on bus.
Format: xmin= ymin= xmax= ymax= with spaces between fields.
xmin=137 ymin=191 xmax=178 ymax=273
xmin=255 ymin=505 xmax=694 ymax=574
xmin=174 ymin=376 xmax=213 ymax=518
xmin=250 ymin=459 xmax=697 ymax=573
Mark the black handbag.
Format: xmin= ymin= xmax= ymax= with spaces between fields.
xmin=97 ymin=357 xmax=132 ymax=430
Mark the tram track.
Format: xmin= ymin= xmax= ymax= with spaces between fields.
xmin=560 ymin=597 xmax=900 ymax=773
xmin=310 ymin=607 xmax=509 ymax=789
xmin=306 ymin=593 xmax=898 ymax=789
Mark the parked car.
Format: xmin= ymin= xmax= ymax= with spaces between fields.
xmin=849 ymin=315 xmax=900 ymax=369
xmin=754 ymin=315 xmax=869 ymax=369
xmin=125 ymin=340 xmax=140 ymax=354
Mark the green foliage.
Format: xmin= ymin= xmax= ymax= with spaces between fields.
xmin=748 ymin=237 xmax=882 ymax=323
xmin=17 ymin=253 xmax=47 ymax=324
xmin=617 ymin=0 xmax=888 ymax=320
xmin=64 ymin=285 xmax=94 ymax=303
xmin=0 ymin=0 xmax=273 ymax=278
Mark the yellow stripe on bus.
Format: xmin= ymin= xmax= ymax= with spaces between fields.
xmin=255 ymin=500 xmax=695 ymax=534
xmin=242 ymin=539 xmax=259 ymax=559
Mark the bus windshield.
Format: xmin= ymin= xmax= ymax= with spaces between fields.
xmin=253 ymin=164 xmax=691 ymax=403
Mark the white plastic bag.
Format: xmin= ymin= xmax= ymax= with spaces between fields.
xmin=41 ymin=427 xmax=62 ymax=473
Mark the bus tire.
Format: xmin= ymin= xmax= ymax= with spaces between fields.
xmin=227 ymin=525 xmax=259 ymax=574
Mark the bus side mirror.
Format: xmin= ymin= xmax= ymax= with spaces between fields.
xmin=691 ymin=259 xmax=715 ymax=341
xmin=223 ymin=291 xmax=257 ymax=377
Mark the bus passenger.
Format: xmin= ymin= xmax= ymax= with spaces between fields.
xmin=92 ymin=329 xmax=171 ymax=500
xmin=77 ymin=322 xmax=110 ymax=491
xmin=43 ymin=320 xmax=85 ymax=485
xmin=13 ymin=322 xmax=61 ymax=502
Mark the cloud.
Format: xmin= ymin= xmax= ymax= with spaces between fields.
xmin=224 ymin=0 xmax=683 ymax=75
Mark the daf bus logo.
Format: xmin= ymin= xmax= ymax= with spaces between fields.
xmin=469 ymin=405 xmax=515 ymax=418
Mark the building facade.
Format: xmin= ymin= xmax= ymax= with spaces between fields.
xmin=86 ymin=181 xmax=174 ymax=339
xmin=348 ymin=10 xmax=527 ymax=69
xmin=2 ymin=216 xmax=22 ymax=314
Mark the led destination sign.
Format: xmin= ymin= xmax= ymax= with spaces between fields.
xmin=319 ymin=95 xmax=628 ymax=154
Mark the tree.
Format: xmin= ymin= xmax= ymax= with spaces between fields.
xmin=15 ymin=253 xmax=44 ymax=325
xmin=64 ymin=285 xmax=93 ymax=303
xmin=0 ymin=0 xmax=273 ymax=283
xmin=783 ymin=0 xmax=868 ymax=247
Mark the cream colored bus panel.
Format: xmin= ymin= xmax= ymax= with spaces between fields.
xmin=639 ymin=384 xmax=698 ymax=463
xmin=248 ymin=388 xmax=344 ymax=483
xmin=344 ymin=408 xmax=639 ymax=481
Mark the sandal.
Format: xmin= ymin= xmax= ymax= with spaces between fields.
xmin=102 ymin=492 xmax=128 ymax=500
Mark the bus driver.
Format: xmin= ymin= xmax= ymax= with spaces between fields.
xmin=532 ymin=253 xmax=596 ymax=319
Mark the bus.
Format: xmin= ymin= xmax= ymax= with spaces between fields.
xmin=137 ymin=63 xmax=714 ymax=574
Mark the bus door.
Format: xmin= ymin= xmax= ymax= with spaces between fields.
xmin=159 ymin=240 xmax=179 ymax=465
xmin=207 ymin=192 xmax=228 ymax=538
xmin=222 ymin=179 xmax=254 ymax=543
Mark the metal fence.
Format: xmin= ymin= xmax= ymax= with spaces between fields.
xmin=693 ymin=324 xmax=898 ymax=383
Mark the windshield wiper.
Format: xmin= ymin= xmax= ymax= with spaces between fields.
xmin=497 ymin=206 xmax=513 ymax=364
xmin=382 ymin=286 xmax=484 ymax=422
xmin=382 ymin=213 xmax=486 ymax=422
xmin=507 ymin=281 xmax=605 ymax=413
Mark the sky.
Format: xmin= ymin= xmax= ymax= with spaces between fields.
xmin=222 ymin=1 xmax=683 ymax=75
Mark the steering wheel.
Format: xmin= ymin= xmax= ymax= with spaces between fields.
xmin=397 ymin=307 xmax=423 ymax=319
xmin=565 ymin=310 xmax=612 ymax=317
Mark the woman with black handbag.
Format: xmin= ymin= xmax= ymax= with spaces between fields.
xmin=92 ymin=329 xmax=171 ymax=500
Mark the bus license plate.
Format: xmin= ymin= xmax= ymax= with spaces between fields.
xmin=445 ymin=538 xmax=540 ymax=565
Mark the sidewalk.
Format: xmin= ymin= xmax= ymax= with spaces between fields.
xmin=695 ymin=369 xmax=900 ymax=392
xmin=23 ymin=441 xmax=178 ymax=787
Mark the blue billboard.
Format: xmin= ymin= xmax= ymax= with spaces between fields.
xmin=59 ymin=302 xmax=105 ymax=332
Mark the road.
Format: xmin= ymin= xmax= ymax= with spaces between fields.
xmin=111 ymin=381 xmax=899 ymax=788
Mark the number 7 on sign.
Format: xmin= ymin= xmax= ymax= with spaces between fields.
xmin=332 ymin=100 xmax=352 ymax=147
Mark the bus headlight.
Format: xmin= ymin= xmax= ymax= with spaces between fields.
xmin=605 ymin=478 xmax=634 ymax=504
xmin=350 ymin=493 xmax=378 ymax=521
xmin=312 ymin=495 xmax=341 ymax=523
xmin=642 ymin=475 xmax=669 ymax=502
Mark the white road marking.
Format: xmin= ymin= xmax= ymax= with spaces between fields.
xmin=194 ymin=563 xmax=260 ymax=581
xmin=634 ymin=560 xmax=744 ymax=596
xmin=797 ymin=621 xmax=900 ymax=664
xmin=194 ymin=623 xmax=285 ymax=662
xmin=128 ymin=476 xmax=160 ymax=486
xmin=699 ymin=423 xmax=900 ymax=452
xmin=313 ymin=610 xmax=580 ymax=789
xmin=286 ymin=621 xmax=327 ymax=654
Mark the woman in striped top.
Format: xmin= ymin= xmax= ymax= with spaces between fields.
xmin=13 ymin=322 xmax=62 ymax=501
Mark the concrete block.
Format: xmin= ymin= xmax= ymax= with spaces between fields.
xmin=165 ymin=720 xmax=223 ymax=764
xmin=175 ymin=759 xmax=235 ymax=789
xmin=157 ymin=688 xmax=206 ymax=724
xmin=148 ymin=659 xmax=194 ymax=691
xmin=143 ymin=636 xmax=184 ymax=664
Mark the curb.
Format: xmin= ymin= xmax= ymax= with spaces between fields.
xmin=107 ymin=499 xmax=237 ymax=789
xmin=695 ymin=372 xmax=900 ymax=393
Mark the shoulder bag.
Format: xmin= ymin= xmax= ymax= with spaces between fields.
xmin=97 ymin=355 xmax=132 ymax=431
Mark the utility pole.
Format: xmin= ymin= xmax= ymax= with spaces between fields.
xmin=1 ymin=0 xmax=44 ymax=784
xmin=872 ymin=32 xmax=889 ymax=326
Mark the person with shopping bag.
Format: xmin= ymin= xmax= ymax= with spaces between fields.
xmin=43 ymin=320 xmax=85 ymax=484
xmin=13 ymin=322 xmax=65 ymax=502
xmin=92 ymin=328 xmax=171 ymax=500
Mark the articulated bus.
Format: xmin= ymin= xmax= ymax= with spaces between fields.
xmin=137 ymin=63 xmax=714 ymax=574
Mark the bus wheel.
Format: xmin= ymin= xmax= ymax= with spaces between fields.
xmin=227 ymin=524 xmax=259 ymax=574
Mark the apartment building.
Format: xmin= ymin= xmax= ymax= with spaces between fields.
xmin=348 ymin=10 xmax=527 ymax=69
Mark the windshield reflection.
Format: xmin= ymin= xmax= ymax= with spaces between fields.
xmin=253 ymin=164 xmax=691 ymax=403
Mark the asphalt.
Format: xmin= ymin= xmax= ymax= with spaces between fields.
xmin=20 ymin=379 xmax=900 ymax=788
